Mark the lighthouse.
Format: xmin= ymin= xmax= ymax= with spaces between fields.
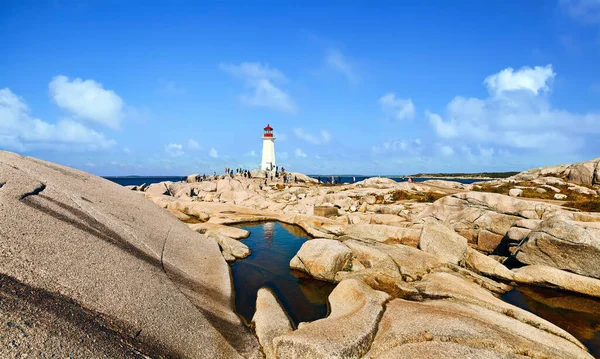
xmin=261 ymin=124 xmax=276 ymax=171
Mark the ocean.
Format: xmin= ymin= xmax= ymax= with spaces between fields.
xmin=104 ymin=175 xmax=484 ymax=187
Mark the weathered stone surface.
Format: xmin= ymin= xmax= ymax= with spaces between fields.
xmin=422 ymin=179 xmax=472 ymax=190
xmin=222 ymin=251 xmax=236 ymax=262
xmin=511 ymin=157 xmax=600 ymax=186
xmin=344 ymin=224 xmax=420 ymax=247
xmin=188 ymin=222 xmax=250 ymax=239
xmin=196 ymin=181 xmax=218 ymax=192
xmin=334 ymin=268 xmax=419 ymax=299
xmin=273 ymin=279 xmax=390 ymax=358
xmin=187 ymin=174 xmax=201 ymax=183
xmin=513 ymin=265 xmax=600 ymax=298
xmin=168 ymin=208 xmax=195 ymax=222
xmin=555 ymin=193 xmax=568 ymax=200
xmin=0 ymin=151 xmax=255 ymax=358
xmin=514 ymin=217 xmax=600 ymax=279
xmin=314 ymin=205 xmax=339 ymax=218
xmin=509 ymin=188 xmax=523 ymax=197
xmin=506 ymin=226 xmax=530 ymax=243
xmin=568 ymin=183 xmax=597 ymax=196
xmin=513 ymin=219 xmax=541 ymax=230
xmin=206 ymin=231 xmax=251 ymax=259
xmin=415 ymin=191 xmax=563 ymax=252
xmin=463 ymin=248 xmax=514 ymax=282
xmin=290 ymin=239 xmax=352 ymax=281
xmin=378 ymin=244 xmax=444 ymax=281
xmin=252 ymin=288 xmax=293 ymax=359
xmin=366 ymin=341 xmax=525 ymax=359
xmin=363 ymin=195 xmax=377 ymax=205
xmin=145 ymin=182 xmax=170 ymax=196
xmin=353 ymin=177 xmax=398 ymax=188
xmin=477 ymin=230 xmax=503 ymax=253
xmin=364 ymin=298 xmax=591 ymax=359
xmin=343 ymin=240 xmax=399 ymax=273
xmin=419 ymin=221 xmax=467 ymax=264
xmin=474 ymin=212 xmax=521 ymax=236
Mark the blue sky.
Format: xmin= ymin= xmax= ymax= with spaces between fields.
xmin=1 ymin=0 xmax=599 ymax=175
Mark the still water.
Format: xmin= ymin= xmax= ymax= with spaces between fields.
xmin=503 ymin=286 xmax=600 ymax=357
xmin=230 ymin=222 xmax=335 ymax=327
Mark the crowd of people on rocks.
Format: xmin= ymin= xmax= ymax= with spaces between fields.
xmin=223 ymin=167 xmax=253 ymax=178
xmin=186 ymin=169 xmax=414 ymax=187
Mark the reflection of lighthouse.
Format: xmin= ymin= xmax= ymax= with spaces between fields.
xmin=263 ymin=222 xmax=275 ymax=243
xmin=261 ymin=124 xmax=276 ymax=172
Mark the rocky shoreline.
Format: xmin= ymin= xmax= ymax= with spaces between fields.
xmin=1 ymin=150 xmax=600 ymax=358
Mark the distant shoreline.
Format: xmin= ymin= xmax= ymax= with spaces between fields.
xmin=409 ymin=172 xmax=518 ymax=180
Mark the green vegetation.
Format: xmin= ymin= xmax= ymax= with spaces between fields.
xmin=472 ymin=182 xmax=600 ymax=212
xmin=342 ymin=260 xmax=353 ymax=272
xmin=375 ymin=190 xmax=447 ymax=203
xmin=564 ymin=199 xmax=600 ymax=213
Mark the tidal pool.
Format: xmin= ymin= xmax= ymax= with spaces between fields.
xmin=502 ymin=286 xmax=600 ymax=356
xmin=231 ymin=222 xmax=335 ymax=326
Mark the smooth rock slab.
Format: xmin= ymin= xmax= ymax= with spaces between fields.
xmin=463 ymin=247 xmax=514 ymax=282
xmin=509 ymin=188 xmax=523 ymax=197
xmin=419 ymin=221 xmax=467 ymax=264
xmin=252 ymin=288 xmax=293 ymax=359
xmin=512 ymin=265 xmax=600 ymax=298
xmin=188 ymin=222 xmax=250 ymax=239
xmin=514 ymin=217 xmax=600 ymax=279
xmin=206 ymin=231 xmax=251 ymax=259
xmin=0 ymin=151 xmax=252 ymax=358
xmin=366 ymin=341 xmax=526 ymax=359
xmin=273 ymin=279 xmax=390 ymax=359
xmin=290 ymin=239 xmax=352 ymax=281
xmin=364 ymin=298 xmax=591 ymax=359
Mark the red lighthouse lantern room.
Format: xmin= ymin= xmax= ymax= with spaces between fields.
xmin=263 ymin=124 xmax=273 ymax=137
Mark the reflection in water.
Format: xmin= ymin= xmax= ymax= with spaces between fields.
xmin=263 ymin=221 xmax=275 ymax=243
xmin=231 ymin=222 xmax=335 ymax=326
xmin=502 ymin=286 xmax=600 ymax=357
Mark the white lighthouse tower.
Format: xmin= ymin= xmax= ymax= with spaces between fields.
xmin=261 ymin=124 xmax=276 ymax=172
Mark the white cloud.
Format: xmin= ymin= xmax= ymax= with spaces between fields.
xmin=439 ymin=145 xmax=454 ymax=157
xmin=220 ymin=62 xmax=286 ymax=82
xmin=325 ymin=49 xmax=358 ymax=83
xmin=188 ymin=138 xmax=202 ymax=150
xmin=295 ymin=148 xmax=307 ymax=158
xmin=294 ymin=128 xmax=332 ymax=144
xmin=165 ymin=143 xmax=184 ymax=157
xmin=379 ymin=93 xmax=415 ymax=120
xmin=561 ymin=0 xmax=600 ymax=24
xmin=123 ymin=147 xmax=131 ymax=153
xmin=245 ymin=150 xmax=257 ymax=157
xmin=275 ymin=132 xmax=288 ymax=141
xmin=49 ymin=75 xmax=124 ymax=128
xmin=371 ymin=138 xmax=422 ymax=154
xmin=209 ymin=148 xmax=218 ymax=158
xmin=428 ymin=64 xmax=599 ymax=153
xmin=239 ymin=79 xmax=296 ymax=113
xmin=220 ymin=62 xmax=296 ymax=113
xmin=156 ymin=80 xmax=186 ymax=95
xmin=0 ymin=88 xmax=116 ymax=151
xmin=86 ymin=162 xmax=96 ymax=168
xmin=459 ymin=145 xmax=496 ymax=164
xmin=277 ymin=151 xmax=289 ymax=159
xmin=483 ymin=65 xmax=555 ymax=96
xmin=427 ymin=111 xmax=458 ymax=138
